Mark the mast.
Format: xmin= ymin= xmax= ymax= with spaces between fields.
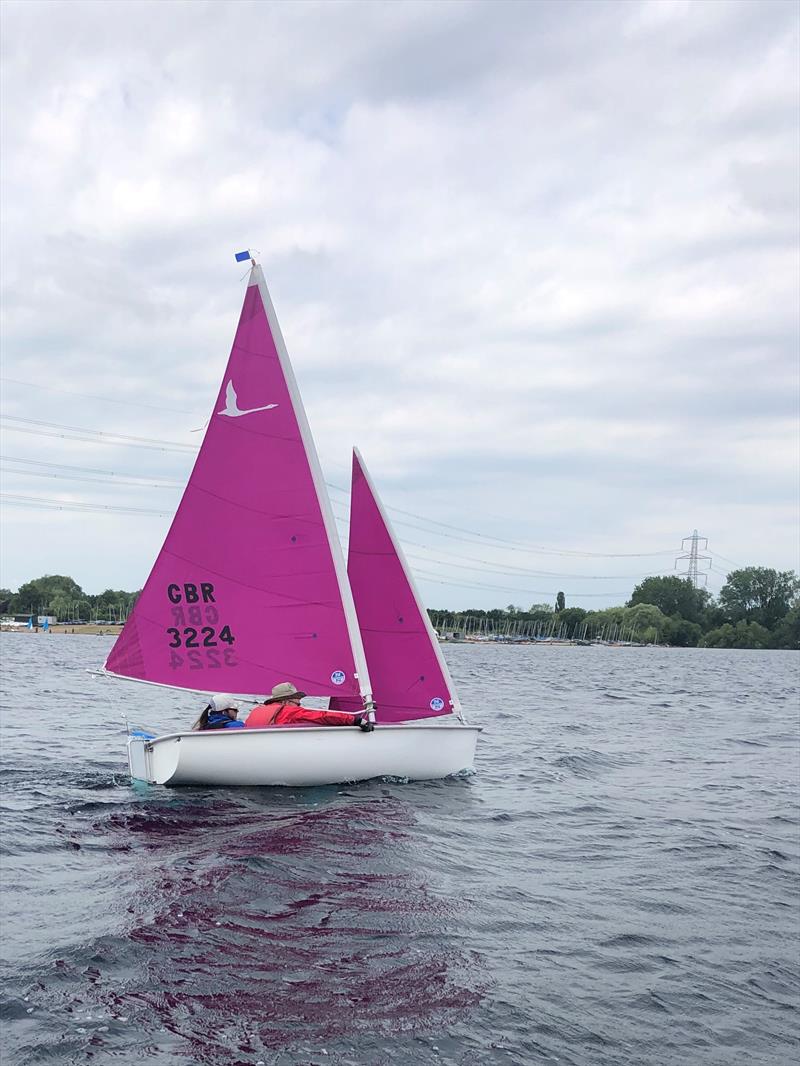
xmin=251 ymin=264 xmax=373 ymax=707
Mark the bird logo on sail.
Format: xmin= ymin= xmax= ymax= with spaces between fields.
xmin=218 ymin=380 xmax=278 ymax=418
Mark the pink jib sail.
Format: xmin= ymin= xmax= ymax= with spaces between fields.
xmin=343 ymin=448 xmax=460 ymax=723
xmin=105 ymin=265 xmax=369 ymax=702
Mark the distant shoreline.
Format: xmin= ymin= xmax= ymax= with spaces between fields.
xmin=0 ymin=625 xmax=124 ymax=636
xmin=0 ymin=627 xmax=645 ymax=647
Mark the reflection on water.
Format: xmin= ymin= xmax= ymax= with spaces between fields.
xmin=106 ymin=792 xmax=484 ymax=1059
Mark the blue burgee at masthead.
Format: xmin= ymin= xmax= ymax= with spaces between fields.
xmin=234 ymin=250 xmax=251 ymax=263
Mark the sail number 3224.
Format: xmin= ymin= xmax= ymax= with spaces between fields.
xmin=164 ymin=581 xmax=237 ymax=670
xmin=166 ymin=625 xmax=235 ymax=648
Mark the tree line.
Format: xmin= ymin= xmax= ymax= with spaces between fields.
xmin=0 ymin=575 xmax=138 ymax=624
xmin=429 ymin=568 xmax=799 ymax=650
xmin=1 ymin=567 xmax=797 ymax=649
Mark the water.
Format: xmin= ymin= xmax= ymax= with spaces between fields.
xmin=1 ymin=634 xmax=798 ymax=1066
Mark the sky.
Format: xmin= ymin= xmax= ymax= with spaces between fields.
xmin=1 ymin=0 xmax=798 ymax=612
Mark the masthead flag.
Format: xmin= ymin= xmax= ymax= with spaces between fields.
xmin=234 ymin=250 xmax=251 ymax=263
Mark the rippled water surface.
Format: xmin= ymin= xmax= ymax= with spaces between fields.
xmin=1 ymin=634 xmax=798 ymax=1065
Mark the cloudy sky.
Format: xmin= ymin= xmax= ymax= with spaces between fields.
xmin=1 ymin=0 xmax=798 ymax=611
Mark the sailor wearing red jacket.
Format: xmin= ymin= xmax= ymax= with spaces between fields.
xmin=245 ymin=682 xmax=374 ymax=730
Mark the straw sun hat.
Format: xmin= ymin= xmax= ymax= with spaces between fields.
xmin=263 ymin=682 xmax=307 ymax=703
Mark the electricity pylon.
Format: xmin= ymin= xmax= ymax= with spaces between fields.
xmin=675 ymin=530 xmax=711 ymax=587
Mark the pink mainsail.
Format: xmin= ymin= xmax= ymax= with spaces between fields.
xmin=105 ymin=264 xmax=370 ymax=702
xmin=342 ymin=448 xmax=460 ymax=723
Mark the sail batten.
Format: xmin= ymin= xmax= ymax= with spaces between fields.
xmin=345 ymin=449 xmax=463 ymax=723
xmin=105 ymin=264 xmax=367 ymax=702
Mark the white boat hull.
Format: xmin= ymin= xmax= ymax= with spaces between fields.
xmin=127 ymin=724 xmax=481 ymax=787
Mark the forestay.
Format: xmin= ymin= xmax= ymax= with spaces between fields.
xmin=105 ymin=265 xmax=370 ymax=702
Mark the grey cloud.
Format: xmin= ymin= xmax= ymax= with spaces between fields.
xmin=1 ymin=0 xmax=797 ymax=605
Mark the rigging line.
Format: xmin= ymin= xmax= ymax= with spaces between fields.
xmin=0 ymin=425 xmax=197 ymax=454
xmin=0 ymin=377 xmax=200 ymax=415
xmin=1 ymin=415 xmax=197 ymax=450
xmin=0 ymin=455 xmax=185 ymax=483
xmin=0 ymin=493 xmax=171 ymax=516
xmin=0 ymin=467 xmax=182 ymax=490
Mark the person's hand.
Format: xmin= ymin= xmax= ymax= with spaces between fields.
xmin=354 ymin=715 xmax=374 ymax=732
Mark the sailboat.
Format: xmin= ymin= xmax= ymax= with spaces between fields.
xmin=105 ymin=253 xmax=480 ymax=787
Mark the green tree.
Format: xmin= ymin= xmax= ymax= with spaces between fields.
xmin=625 ymin=603 xmax=670 ymax=643
xmin=628 ymin=576 xmax=710 ymax=623
xmin=556 ymin=607 xmax=587 ymax=634
xmin=584 ymin=606 xmax=626 ymax=630
xmin=555 ymin=591 xmax=566 ymax=612
xmin=12 ymin=575 xmax=85 ymax=615
xmin=582 ymin=603 xmax=670 ymax=643
xmin=662 ymin=616 xmax=702 ymax=647
xmin=0 ymin=589 xmax=12 ymax=614
xmin=700 ymin=621 xmax=772 ymax=649
xmin=527 ymin=603 xmax=553 ymax=620
xmin=770 ymin=605 xmax=800 ymax=650
xmin=625 ymin=603 xmax=669 ymax=629
xmin=719 ymin=567 xmax=799 ymax=629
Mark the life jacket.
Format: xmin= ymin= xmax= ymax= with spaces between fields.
xmin=245 ymin=701 xmax=360 ymax=728
xmin=204 ymin=711 xmax=245 ymax=730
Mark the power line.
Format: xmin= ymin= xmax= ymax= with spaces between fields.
xmin=0 ymin=455 xmax=184 ymax=482
xmin=327 ymin=479 xmax=677 ymax=559
xmin=406 ymin=549 xmax=676 ymax=583
xmin=333 ymin=498 xmax=677 ymax=559
xmin=1 ymin=464 xmax=183 ymax=491
xmin=3 ymin=490 xmax=725 ymax=597
xmin=0 ymin=421 xmax=197 ymax=454
xmin=328 ymin=499 xmax=677 ymax=581
xmin=1 ymin=493 xmax=171 ymax=516
xmin=411 ymin=568 xmax=636 ymax=600
xmin=3 ymin=468 xmax=710 ymax=585
xmin=2 ymin=429 xmax=681 ymax=559
xmin=1 ymin=376 xmax=200 ymax=415
xmin=1 ymin=458 xmax=184 ymax=490
xmin=712 ymin=553 xmax=741 ymax=570
xmin=0 ymin=413 xmax=704 ymax=563
xmin=1 ymin=416 xmax=197 ymax=451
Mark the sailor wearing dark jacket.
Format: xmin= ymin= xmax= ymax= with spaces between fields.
xmin=192 ymin=693 xmax=245 ymax=731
